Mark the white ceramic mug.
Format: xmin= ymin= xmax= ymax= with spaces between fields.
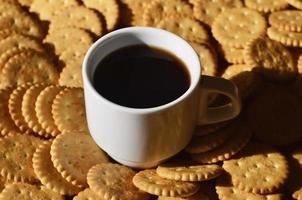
xmin=82 ymin=27 xmax=241 ymax=168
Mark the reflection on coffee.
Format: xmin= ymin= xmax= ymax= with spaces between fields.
xmin=93 ymin=45 xmax=190 ymax=108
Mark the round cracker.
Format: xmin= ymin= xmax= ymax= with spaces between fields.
xmin=267 ymin=26 xmax=302 ymax=47
xmin=0 ymin=50 xmax=58 ymax=88
xmin=132 ymin=169 xmax=199 ymax=197
xmin=33 ymin=142 xmax=82 ymax=195
xmin=246 ymin=86 xmax=302 ymax=146
xmin=269 ymin=10 xmax=302 ymax=32
xmin=222 ymin=64 xmax=261 ymax=100
xmin=190 ymin=42 xmax=217 ymax=76
xmin=52 ymin=88 xmax=88 ymax=132
xmin=287 ymin=0 xmax=302 ymax=9
xmin=157 ymin=189 xmax=209 ymax=200
xmin=119 ymin=0 xmax=149 ymax=26
xmin=223 ymin=142 xmax=288 ymax=194
xmin=220 ymin=45 xmax=246 ymax=64
xmin=186 ymin=123 xmax=234 ymax=154
xmin=50 ymin=131 xmax=109 ymax=187
xmin=8 ymin=84 xmax=33 ymax=133
xmin=156 ymin=163 xmax=223 ymax=182
xmin=244 ymin=0 xmax=288 ymax=13
xmin=49 ymin=6 xmax=104 ymax=36
xmin=244 ymin=37 xmax=297 ymax=82
xmin=0 ymin=34 xmax=44 ymax=57
xmin=30 ymin=0 xmax=80 ymax=20
xmin=0 ymin=134 xmax=42 ymax=183
xmin=212 ymin=8 xmax=266 ymax=48
xmin=216 ymin=175 xmax=283 ymax=200
xmin=82 ymin=0 xmax=119 ymax=31
xmin=22 ymin=84 xmax=50 ymax=138
xmin=58 ymin=62 xmax=83 ymax=88
xmin=45 ymin=27 xmax=93 ymax=57
xmin=193 ymin=0 xmax=243 ymax=26
xmin=156 ymin=17 xmax=208 ymax=44
xmin=73 ymin=188 xmax=100 ymax=200
xmin=87 ymin=163 xmax=149 ymax=200
xmin=0 ymin=183 xmax=63 ymax=200
xmin=190 ymin=119 xmax=252 ymax=164
xmin=35 ymin=85 xmax=63 ymax=137
xmin=0 ymin=88 xmax=20 ymax=136
xmin=143 ymin=0 xmax=193 ymax=26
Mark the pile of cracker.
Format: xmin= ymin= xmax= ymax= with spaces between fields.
xmin=0 ymin=0 xmax=302 ymax=199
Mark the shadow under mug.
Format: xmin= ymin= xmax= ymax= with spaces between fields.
xmin=82 ymin=27 xmax=241 ymax=168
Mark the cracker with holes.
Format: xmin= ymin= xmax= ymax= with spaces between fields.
xmin=193 ymin=0 xmax=243 ymax=26
xmin=156 ymin=163 xmax=223 ymax=182
xmin=58 ymin=61 xmax=83 ymax=88
xmin=212 ymin=8 xmax=266 ymax=48
xmin=87 ymin=163 xmax=149 ymax=200
xmin=50 ymin=131 xmax=109 ymax=187
xmin=52 ymin=88 xmax=88 ymax=132
xmin=73 ymin=188 xmax=100 ymax=200
xmin=222 ymin=64 xmax=261 ymax=100
xmin=220 ymin=45 xmax=246 ymax=64
xmin=0 ymin=2 xmax=43 ymax=39
xmin=35 ymin=85 xmax=63 ymax=137
xmin=33 ymin=142 xmax=82 ymax=195
xmin=0 ymin=88 xmax=20 ymax=136
xmin=269 ymin=10 xmax=302 ymax=32
xmin=190 ymin=42 xmax=217 ymax=76
xmin=143 ymin=0 xmax=193 ymax=26
xmin=22 ymin=84 xmax=51 ymax=138
xmin=8 ymin=84 xmax=33 ymax=133
xmin=156 ymin=17 xmax=209 ymax=44
xmin=216 ymin=175 xmax=283 ymax=200
xmin=0 ymin=34 xmax=44 ymax=57
xmin=223 ymin=142 xmax=288 ymax=194
xmin=244 ymin=37 xmax=297 ymax=82
xmin=190 ymin=119 xmax=252 ymax=164
xmin=0 ymin=134 xmax=42 ymax=183
xmin=186 ymin=123 xmax=234 ymax=154
xmin=247 ymin=86 xmax=302 ymax=146
xmin=0 ymin=183 xmax=63 ymax=200
xmin=82 ymin=0 xmax=119 ymax=31
xmin=133 ymin=169 xmax=199 ymax=197
xmin=119 ymin=0 xmax=149 ymax=26
xmin=30 ymin=0 xmax=80 ymax=20
xmin=0 ymin=50 xmax=58 ymax=89
xmin=244 ymin=0 xmax=288 ymax=13
xmin=267 ymin=27 xmax=302 ymax=47
xmin=45 ymin=27 xmax=93 ymax=57
xmin=157 ymin=190 xmax=210 ymax=200
xmin=49 ymin=6 xmax=104 ymax=36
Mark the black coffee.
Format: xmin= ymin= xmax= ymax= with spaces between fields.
xmin=93 ymin=45 xmax=190 ymax=108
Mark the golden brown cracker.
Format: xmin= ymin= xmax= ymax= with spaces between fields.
xmin=50 ymin=131 xmax=109 ymax=187
xmin=212 ymin=8 xmax=266 ymax=48
xmin=52 ymin=88 xmax=88 ymax=132
xmin=287 ymin=0 xmax=302 ymax=10
xmin=269 ymin=10 xmax=302 ymax=32
xmin=132 ymin=169 xmax=200 ymax=197
xmin=49 ymin=6 xmax=104 ymax=36
xmin=221 ymin=46 xmax=246 ymax=64
xmin=82 ymin=0 xmax=119 ymax=31
xmin=33 ymin=142 xmax=82 ymax=195
xmin=58 ymin=62 xmax=83 ymax=88
xmin=246 ymin=87 xmax=302 ymax=146
xmin=244 ymin=37 xmax=297 ymax=82
xmin=223 ymin=142 xmax=288 ymax=194
xmin=267 ymin=26 xmax=302 ymax=47
xmin=157 ymin=189 xmax=210 ymax=200
xmin=0 ymin=134 xmax=42 ymax=183
xmin=193 ymin=0 xmax=243 ymax=26
xmin=190 ymin=119 xmax=252 ymax=164
xmin=87 ymin=163 xmax=149 ymax=200
xmin=143 ymin=0 xmax=193 ymax=26
xmin=0 ymin=50 xmax=58 ymax=89
xmin=35 ymin=85 xmax=63 ymax=137
xmin=73 ymin=188 xmax=100 ymax=200
xmin=244 ymin=0 xmax=288 ymax=13
xmin=0 ymin=88 xmax=20 ymax=136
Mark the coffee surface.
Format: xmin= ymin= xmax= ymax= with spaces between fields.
xmin=93 ymin=45 xmax=190 ymax=108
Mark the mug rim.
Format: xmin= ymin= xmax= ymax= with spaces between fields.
xmin=82 ymin=27 xmax=201 ymax=114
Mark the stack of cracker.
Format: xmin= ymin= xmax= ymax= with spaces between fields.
xmin=0 ymin=0 xmax=301 ymax=199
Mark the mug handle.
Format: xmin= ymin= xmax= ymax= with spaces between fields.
xmin=197 ymin=75 xmax=241 ymax=125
